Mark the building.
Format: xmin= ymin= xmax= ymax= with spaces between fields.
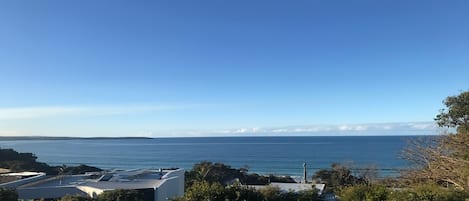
xmin=1 ymin=168 xmax=184 ymax=201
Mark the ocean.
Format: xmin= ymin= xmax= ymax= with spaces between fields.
xmin=0 ymin=136 xmax=417 ymax=177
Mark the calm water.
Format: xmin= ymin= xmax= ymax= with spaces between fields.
xmin=0 ymin=136 xmax=416 ymax=176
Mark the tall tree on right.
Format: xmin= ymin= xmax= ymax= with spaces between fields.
xmin=403 ymin=91 xmax=469 ymax=192
xmin=435 ymin=91 xmax=469 ymax=133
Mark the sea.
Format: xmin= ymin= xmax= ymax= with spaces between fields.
xmin=0 ymin=136 xmax=419 ymax=177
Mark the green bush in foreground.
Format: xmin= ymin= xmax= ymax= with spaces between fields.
xmin=0 ymin=188 xmax=18 ymax=201
xmin=59 ymin=195 xmax=94 ymax=201
xmin=338 ymin=184 xmax=389 ymax=201
xmin=390 ymin=184 xmax=469 ymax=201
xmin=172 ymin=181 xmax=322 ymax=201
xmin=338 ymin=184 xmax=469 ymax=201
xmin=97 ymin=189 xmax=145 ymax=201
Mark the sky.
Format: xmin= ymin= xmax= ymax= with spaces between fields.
xmin=0 ymin=0 xmax=468 ymax=137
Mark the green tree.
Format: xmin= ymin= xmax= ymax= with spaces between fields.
xmin=337 ymin=184 xmax=389 ymax=201
xmin=0 ymin=188 xmax=18 ymax=201
xmin=403 ymin=91 xmax=469 ymax=191
xmin=312 ymin=163 xmax=365 ymax=192
xmin=176 ymin=181 xmax=226 ymax=201
xmin=435 ymin=91 xmax=469 ymax=133
xmin=59 ymin=195 xmax=95 ymax=201
xmin=259 ymin=186 xmax=282 ymax=201
xmin=388 ymin=184 xmax=469 ymax=201
xmin=295 ymin=189 xmax=322 ymax=201
xmin=185 ymin=161 xmax=245 ymax=187
xmin=97 ymin=189 xmax=144 ymax=201
xmin=224 ymin=184 xmax=264 ymax=201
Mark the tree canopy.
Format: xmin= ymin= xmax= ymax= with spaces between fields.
xmin=0 ymin=147 xmax=102 ymax=175
xmin=404 ymin=90 xmax=469 ymax=192
xmin=0 ymin=188 xmax=18 ymax=201
xmin=435 ymin=91 xmax=469 ymax=133
xmin=97 ymin=189 xmax=145 ymax=201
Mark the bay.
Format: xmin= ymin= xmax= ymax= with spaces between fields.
xmin=0 ymin=136 xmax=417 ymax=177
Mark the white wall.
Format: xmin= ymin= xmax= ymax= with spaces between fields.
xmin=156 ymin=169 xmax=185 ymax=201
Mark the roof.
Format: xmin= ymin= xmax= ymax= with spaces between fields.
xmin=15 ymin=168 xmax=184 ymax=200
xmin=0 ymin=168 xmax=10 ymax=174
xmin=20 ymin=175 xmax=88 ymax=188
xmin=3 ymin=172 xmax=43 ymax=177
xmin=18 ymin=186 xmax=88 ymax=199
xmin=79 ymin=180 xmax=162 ymax=190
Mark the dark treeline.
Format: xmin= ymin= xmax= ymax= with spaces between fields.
xmin=0 ymin=147 xmax=102 ymax=175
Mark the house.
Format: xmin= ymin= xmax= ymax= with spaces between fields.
xmin=2 ymin=168 xmax=184 ymax=201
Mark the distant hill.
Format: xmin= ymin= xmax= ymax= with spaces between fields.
xmin=0 ymin=147 xmax=102 ymax=175
xmin=0 ymin=136 xmax=153 ymax=141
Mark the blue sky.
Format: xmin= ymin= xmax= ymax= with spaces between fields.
xmin=0 ymin=0 xmax=468 ymax=137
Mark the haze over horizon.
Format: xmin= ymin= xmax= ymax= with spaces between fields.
xmin=0 ymin=1 xmax=468 ymax=137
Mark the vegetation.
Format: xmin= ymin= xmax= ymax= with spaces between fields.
xmin=172 ymin=181 xmax=321 ymax=201
xmin=312 ymin=163 xmax=369 ymax=192
xmin=0 ymin=188 xmax=18 ymax=201
xmin=0 ymin=148 xmax=56 ymax=174
xmin=3 ymin=91 xmax=468 ymax=201
xmin=97 ymin=189 xmax=145 ymax=201
xmin=338 ymin=184 xmax=469 ymax=201
xmin=57 ymin=189 xmax=145 ymax=201
xmin=0 ymin=147 xmax=102 ymax=175
xmin=334 ymin=90 xmax=469 ymax=200
xmin=60 ymin=164 xmax=103 ymax=175
xmin=176 ymin=161 xmax=321 ymax=201
xmin=59 ymin=195 xmax=94 ymax=201
xmin=435 ymin=91 xmax=469 ymax=133
xmin=403 ymin=91 xmax=469 ymax=192
xmin=185 ymin=161 xmax=295 ymax=187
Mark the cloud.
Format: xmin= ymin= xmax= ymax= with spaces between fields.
xmin=0 ymin=130 xmax=23 ymax=136
xmin=151 ymin=122 xmax=439 ymax=137
xmin=0 ymin=121 xmax=440 ymax=137
xmin=0 ymin=104 xmax=180 ymax=120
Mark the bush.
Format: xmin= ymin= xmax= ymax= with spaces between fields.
xmin=388 ymin=184 xmax=469 ymax=201
xmin=176 ymin=181 xmax=226 ymax=201
xmin=59 ymin=195 xmax=94 ymax=201
xmin=97 ymin=189 xmax=145 ymax=201
xmin=338 ymin=184 xmax=469 ymax=201
xmin=338 ymin=184 xmax=389 ymax=201
xmin=0 ymin=188 xmax=18 ymax=201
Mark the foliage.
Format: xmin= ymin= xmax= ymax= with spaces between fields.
xmin=224 ymin=184 xmax=264 ymax=201
xmin=338 ymin=184 xmax=469 ymax=201
xmin=435 ymin=91 xmax=469 ymax=133
xmin=185 ymin=161 xmax=294 ymax=188
xmin=0 ymin=148 xmax=57 ymax=174
xmin=174 ymin=180 xmax=322 ymax=201
xmin=0 ymin=188 xmax=18 ymax=201
xmin=389 ymin=184 xmax=469 ymax=201
xmin=59 ymin=195 xmax=94 ymax=201
xmin=174 ymin=181 xmax=227 ymax=201
xmin=403 ymin=91 xmax=469 ymax=191
xmin=61 ymin=164 xmax=103 ymax=175
xmin=259 ymin=186 xmax=282 ymax=201
xmin=312 ymin=163 xmax=366 ymax=191
xmin=0 ymin=147 xmax=102 ymax=176
xmin=337 ymin=184 xmax=389 ymax=201
xmin=295 ymin=189 xmax=322 ymax=201
xmin=185 ymin=161 xmax=244 ymax=187
xmin=97 ymin=189 xmax=145 ymax=201
xmin=259 ymin=186 xmax=322 ymax=201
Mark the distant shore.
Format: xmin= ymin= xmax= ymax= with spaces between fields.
xmin=0 ymin=135 xmax=435 ymax=141
xmin=0 ymin=136 xmax=153 ymax=141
